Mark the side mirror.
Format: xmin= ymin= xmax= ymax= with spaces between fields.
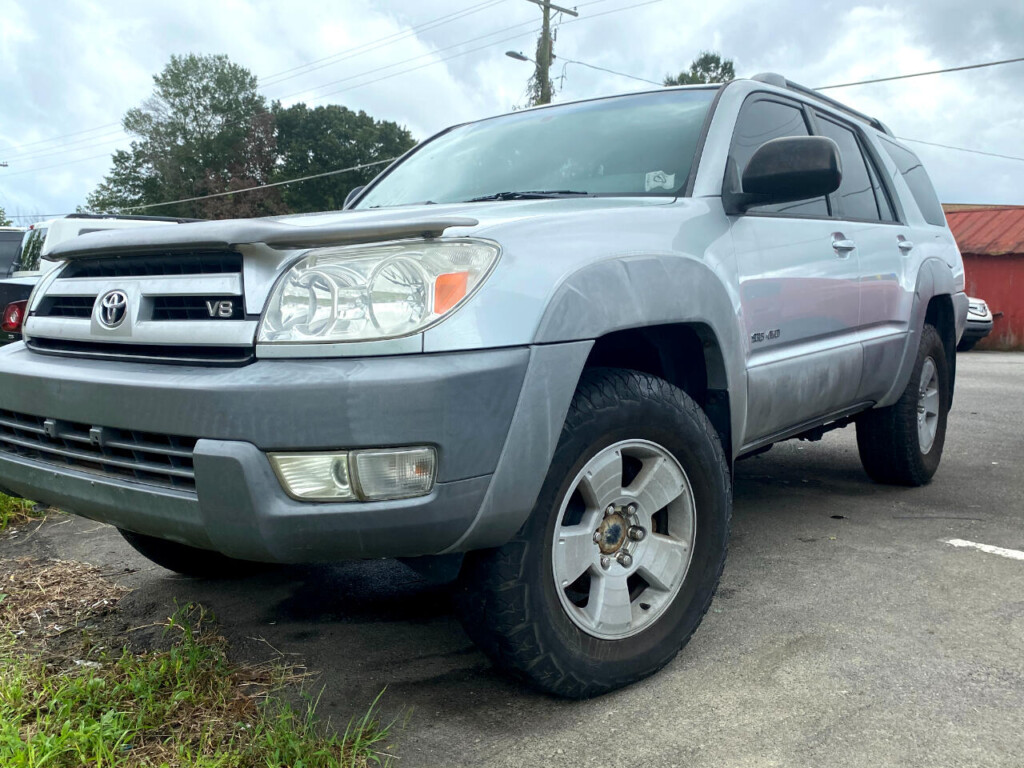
xmin=724 ymin=136 xmax=842 ymax=214
xmin=343 ymin=186 xmax=365 ymax=210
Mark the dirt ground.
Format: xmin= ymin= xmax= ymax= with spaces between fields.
xmin=1 ymin=351 xmax=1022 ymax=768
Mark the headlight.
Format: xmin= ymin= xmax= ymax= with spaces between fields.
xmin=968 ymin=301 xmax=988 ymax=317
xmin=258 ymin=239 xmax=499 ymax=343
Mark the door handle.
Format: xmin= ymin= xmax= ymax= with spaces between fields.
xmin=898 ymin=237 xmax=914 ymax=253
xmin=831 ymin=233 xmax=856 ymax=256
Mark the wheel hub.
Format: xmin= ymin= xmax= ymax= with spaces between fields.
xmin=596 ymin=512 xmax=628 ymax=554
xmin=551 ymin=440 xmax=697 ymax=640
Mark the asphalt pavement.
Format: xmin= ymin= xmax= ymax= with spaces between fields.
xmin=8 ymin=351 xmax=1023 ymax=767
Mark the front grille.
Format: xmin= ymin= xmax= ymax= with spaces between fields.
xmin=61 ymin=251 xmax=242 ymax=278
xmin=28 ymin=249 xmax=256 ymax=365
xmin=36 ymin=295 xmax=95 ymax=318
xmin=151 ymin=295 xmax=244 ymax=321
xmin=0 ymin=409 xmax=198 ymax=492
xmin=27 ymin=337 xmax=254 ymax=366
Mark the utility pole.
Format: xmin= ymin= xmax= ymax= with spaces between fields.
xmin=523 ymin=0 xmax=577 ymax=105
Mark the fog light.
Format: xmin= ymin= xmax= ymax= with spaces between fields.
xmin=268 ymin=446 xmax=436 ymax=502
xmin=353 ymin=447 xmax=436 ymax=500
xmin=269 ymin=452 xmax=356 ymax=501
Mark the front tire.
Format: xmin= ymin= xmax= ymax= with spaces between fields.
xmin=118 ymin=529 xmax=271 ymax=578
xmin=455 ymin=368 xmax=731 ymax=698
xmin=856 ymin=323 xmax=950 ymax=486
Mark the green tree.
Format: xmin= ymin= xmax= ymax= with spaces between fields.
xmin=0 ymin=206 xmax=12 ymax=227
xmin=272 ymin=103 xmax=415 ymax=213
xmin=664 ymin=51 xmax=736 ymax=86
xmin=86 ymin=54 xmax=280 ymax=219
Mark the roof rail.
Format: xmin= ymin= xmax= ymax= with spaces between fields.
xmin=65 ymin=213 xmax=204 ymax=224
xmin=749 ymin=73 xmax=893 ymax=135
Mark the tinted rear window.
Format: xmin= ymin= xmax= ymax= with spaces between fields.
xmin=880 ymin=138 xmax=945 ymax=227
xmin=0 ymin=234 xmax=21 ymax=275
xmin=814 ymin=116 xmax=883 ymax=222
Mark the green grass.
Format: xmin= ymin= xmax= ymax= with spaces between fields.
xmin=0 ymin=598 xmax=392 ymax=767
xmin=0 ymin=494 xmax=44 ymax=532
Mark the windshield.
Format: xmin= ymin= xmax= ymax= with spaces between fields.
xmin=356 ymin=88 xmax=717 ymax=209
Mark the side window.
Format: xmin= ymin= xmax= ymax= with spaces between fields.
xmin=880 ymin=138 xmax=946 ymax=227
xmin=728 ymin=98 xmax=828 ymax=217
xmin=814 ymin=117 xmax=880 ymax=221
xmin=864 ymin=149 xmax=896 ymax=222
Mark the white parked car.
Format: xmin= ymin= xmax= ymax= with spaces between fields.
xmin=957 ymin=297 xmax=993 ymax=351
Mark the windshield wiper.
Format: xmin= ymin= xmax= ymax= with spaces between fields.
xmin=461 ymin=190 xmax=593 ymax=202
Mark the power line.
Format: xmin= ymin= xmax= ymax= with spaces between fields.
xmin=297 ymin=0 xmax=665 ymax=105
xmin=2 ymin=130 xmax=127 ymax=163
xmin=1 ymin=121 xmax=122 ymax=153
xmin=272 ymin=18 xmax=542 ymax=102
xmin=2 ymin=0 xmax=640 ymax=168
xmin=258 ymin=0 xmax=507 ymax=87
xmin=896 ymin=136 xmax=1024 ymax=163
xmin=119 ymin=158 xmax=395 ymax=211
xmin=271 ymin=0 xmax=641 ymax=102
xmin=818 ymin=56 xmax=1024 ymax=90
xmin=0 ymin=153 xmax=114 ymax=178
xmin=2 ymin=1 xmax=508 ymax=161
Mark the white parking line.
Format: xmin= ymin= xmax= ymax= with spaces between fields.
xmin=944 ymin=539 xmax=1024 ymax=562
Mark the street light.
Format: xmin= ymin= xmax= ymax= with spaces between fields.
xmin=505 ymin=50 xmax=532 ymax=63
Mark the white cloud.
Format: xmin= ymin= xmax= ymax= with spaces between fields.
xmin=1 ymin=0 xmax=1021 ymax=220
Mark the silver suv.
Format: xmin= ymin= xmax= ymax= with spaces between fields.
xmin=0 ymin=74 xmax=968 ymax=697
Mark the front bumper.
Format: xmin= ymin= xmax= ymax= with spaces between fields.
xmin=0 ymin=343 xmax=531 ymax=562
xmin=961 ymin=317 xmax=993 ymax=342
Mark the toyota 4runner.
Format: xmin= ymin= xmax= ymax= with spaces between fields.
xmin=0 ymin=74 xmax=968 ymax=697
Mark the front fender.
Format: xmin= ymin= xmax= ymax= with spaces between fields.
xmin=533 ymin=253 xmax=747 ymax=454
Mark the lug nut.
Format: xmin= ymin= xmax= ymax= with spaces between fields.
xmin=605 ymin=504 xmax=616 ymax=517
xmin=627 ymin=503 xmax=638 ymax=515
xmin=600 ymin=555 xmax=612 ymax=570
xmin=628 ymin=526 xmax=646 ymax=542
xmin=616 ymin=552 xmax=633 ymax=568
xmin=593 ymin=530 xmax=602 ymax=544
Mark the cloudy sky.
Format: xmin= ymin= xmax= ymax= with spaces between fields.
xmin=1 ymin=0 xmax=1021 ymax=222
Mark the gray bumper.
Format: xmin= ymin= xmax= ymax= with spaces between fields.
xmin=0 ymin=343 xmax=585 ymax=562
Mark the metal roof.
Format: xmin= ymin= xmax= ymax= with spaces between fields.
xmin=944 ymin=204 xmax=1024 ymax=256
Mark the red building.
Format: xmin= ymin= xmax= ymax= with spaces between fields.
xmin=944 ymin=204 xmax=1024 ymax=350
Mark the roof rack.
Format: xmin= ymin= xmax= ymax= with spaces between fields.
xmin=65 ymin=213 xmax=204 ymax=224
xmin=750 ymin=73 xmax=893 ymax=135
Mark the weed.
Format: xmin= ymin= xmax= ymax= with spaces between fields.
xmin=0 ymin=558 xmax=392 ymax=767
xmin=0 ymin=494 xmax=44 ymax=532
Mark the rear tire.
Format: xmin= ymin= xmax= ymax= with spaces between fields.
xmin=118 ymin=529 xmax=271 ymax=578
xmin=455 ymin=368 xmax=731 ymax=698
xmin=956 ymin=338 xmax=978 ymax=352
xmin=856 ymin=323 xmax=949 ymax=486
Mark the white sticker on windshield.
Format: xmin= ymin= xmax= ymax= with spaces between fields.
xmin=645 ymin=170 xmax=676 ymax=191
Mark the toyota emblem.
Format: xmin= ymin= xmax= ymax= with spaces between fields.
xmin=98 ymin=290 xmax=129 ymax=329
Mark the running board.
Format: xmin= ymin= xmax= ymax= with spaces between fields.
xmin=737 ymin=401 xmax=874 ymax=459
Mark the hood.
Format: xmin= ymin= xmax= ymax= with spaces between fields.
xmin=48 ymin=197 xmax=674 ymax=259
